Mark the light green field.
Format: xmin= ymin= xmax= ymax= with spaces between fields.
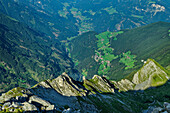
xmin=119 ymin=51 xmax=137 ymax=69
xmin=95 ymin=31 xmax=124 ymax=75
xmin=103 ymin=6 xmax=118 ymax=14
xmin=131 ymin=14 xmax=144 ymax=19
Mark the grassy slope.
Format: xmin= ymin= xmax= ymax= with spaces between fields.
xmin=110 ymin=21 xmax=170 ymax=80
xmin=70 ymin=22 xmax=170 ymax=80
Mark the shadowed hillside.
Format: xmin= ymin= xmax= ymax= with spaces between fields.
xmin=0 ymin=13 xmax=76 ymax=93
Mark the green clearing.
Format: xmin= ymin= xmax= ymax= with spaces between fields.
xmin=131 ymin=14 xmax=144 ymax=19
xmin=48 ymin=22 xmax=54 ymax=26
xmin=82 ymin=68 xmax=88 ymax=77
xmin=148 ymin=0 xmax=156 ymax=4
xmin=79 ymin=22 xmax=93 ymax=33
xmin=95 ymin=31 xmax=123 ymax=75
xmin=119 ymin=51 xmax=137 ymax=70
xmin=18 ymin=78 xmax=26 ymax=83
xmin=96 ymin=31 xmax=123 ymax=50
xmin=58 ymin=9 xmax=68 ymax=18
xmin=88 ymin=10 xmax=96 ymax=15
xmin=0 ymin=62 xmax=15 ymax=74
xmin=58 ymin=4 xmax=70 ymax=19
xmin=103 ymin=6 xmax=118 ymax=15
xmin=67 ymin=36 xmax=77 ymax=41
xmin=70 ymin=7 xmax=78 ymax=12
xmin=7 ymin=16 xmax=18 ymax=22
xmin=63 ymin=2 xmax=70 ymax=7
xmin=73 ymin=59 xmax=79 ymax=66
xmin=70 ymin=7 xmax=93 ymax=34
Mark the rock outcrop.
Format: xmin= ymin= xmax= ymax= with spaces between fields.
xmin=112 ymin=79 xmax=135 ymax=91
xmin=32 ymin=72 xmax=86 ymax=97
xmin=84 ymin=75 xmax=115 ymax=93
xmin=132 ymin=59 xmax=169 ymax=90
xmin=22 ymin=102 xmax=38 ymax=111
xmin=113 ymin=59 xmax=170 ymax=91
xmin=0 ymin=87 xmax=31 ymax=103
xmin=47 ymin=72 xmax=87 ymax=96
xmin=144 ymin=102 xmax=170 ymax=113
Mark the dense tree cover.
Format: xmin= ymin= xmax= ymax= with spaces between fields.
xmin=0 ymin=13 xmax=75 ymax=93
xmin=0 ymin=0 xmax=78 ymax=40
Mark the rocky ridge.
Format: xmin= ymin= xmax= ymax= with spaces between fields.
xmin=0 ymin=59 xmax=169 ymax=112
xmin=0 ymin=73 xmax=111 ymax=112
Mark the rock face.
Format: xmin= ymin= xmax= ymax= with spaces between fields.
xmin=132 ymin=59 xmax=169 ymax=90
xmin=84 ymin=75 xmax=115 ymax=93
xmin=22 ymin=102 xmax=38 ymax=111
xmin=29 ymin=96 xmax=51 ymax=107
xmin=47 ymin=72 xmax=86 ymax=96
xmin=145 ymin=102 xmax=170 ymax=113
xmin=0 ymin=87 xmax=31 ymax=103
xmin=113 ymin=59 xmax=169 ymax=91
xmin=32 ymin=72 xmax=87 ymax=97
xmin=113 ymin=79 xmax=135 ymax=91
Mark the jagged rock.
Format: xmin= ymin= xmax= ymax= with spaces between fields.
xmin=62 ymin=108 xmax=72 ymax=113
xmin=46 ymin=105 xmax=55 ymax=111
xmin=31 ymin=84 xmax=80 ymax=109
xmin=9 ymin=108 xmax=14 ymax=112
xmin=22 ymin=102 xmax=38 ymax=111
xmin=152 ymin=107 xmax=164 ymax=113
xmin=164 ymin=102 xmax=170 ymax=112
xmin=145 ymin=102 xmax=170 ymax=113
xmin=84 ymin=75 xmax=114 ymax=93
xmin=35 ymin=80 xmax=52 ymax=89
xmin=2 ymin=102 xmax=11 ymax=110
xmin=62 ymin=108 xmax=80 ymax=113
xmin=41 ymin=106 xmax=46 ymax=111
xmin=11 ymin=102 xmax=20 ymax=108
xmin=112 ymin=79 xmax=135 ymax=91
xmin=132 ymin=59 xmax=169 ymax=90
xmin=29 ymin=95 xmax=51 ymax=106
xmin=47 ymin=72 xmax=86 ymax=96
xmin=16 ymin=94 xmax=28 ymax=102
xmin=0 ymin=93 xmax=12 ymax=103
xmin=0 ymin=87 xmax=27 ymax=103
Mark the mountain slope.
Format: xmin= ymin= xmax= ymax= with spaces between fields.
xmin=0 ymin=0 xmax=169 ymax=40
xmin=0 ymin=13 xmax=75 ymax=94
xmin=110 ymin=21 xmax=170 ymax=80
xmin=0 ymin=0 xmax=78 ymax=40
xmin=113 ymin=59 xmax=170 ymax=91
xmin=69 ymin=22 xmax=170 ymax=80
xmin=0 ymin=60 xmax=169 ymax=112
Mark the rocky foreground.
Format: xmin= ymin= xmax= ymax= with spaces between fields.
xmin=0 ymin=59 xmax=169 ymax=112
